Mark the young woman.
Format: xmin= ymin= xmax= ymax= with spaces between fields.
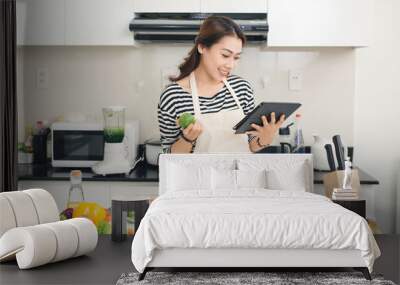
xmin=158 ymin=16 xmax=284 ymax=153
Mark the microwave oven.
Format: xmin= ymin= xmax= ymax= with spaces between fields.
xmin=51 ymin=122 xmax=104 ymax=167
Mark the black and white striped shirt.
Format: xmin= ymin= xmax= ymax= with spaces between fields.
xmin=157 ymin=75 xmax=256 ymax=152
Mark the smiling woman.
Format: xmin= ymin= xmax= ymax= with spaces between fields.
xmin=157 ymin=16 xmax=284 ymax=154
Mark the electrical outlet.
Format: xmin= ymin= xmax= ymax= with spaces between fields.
xmin=289 ymin=69 xmax=302 ymax=91
xmin=36 ymin=68 xmax=49 ymax=89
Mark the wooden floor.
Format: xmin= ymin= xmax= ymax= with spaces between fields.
xmin=0 ymin=235 xmax=398 ymax=285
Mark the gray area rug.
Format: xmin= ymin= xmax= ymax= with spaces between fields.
xmin=116 ymin=271 xmax=396 ymax=285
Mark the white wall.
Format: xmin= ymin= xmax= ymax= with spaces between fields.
xmin=19 ymin=46 xmax=355 ymax=147
xmin=354 ymin=0 xmax=400 ymax=233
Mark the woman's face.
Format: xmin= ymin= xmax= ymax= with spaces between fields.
xmin=198 ymin=35 xmax=242 ymax=82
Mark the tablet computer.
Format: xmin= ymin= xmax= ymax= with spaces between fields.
xmin=233 ymin=102 xmax=301 ymax=134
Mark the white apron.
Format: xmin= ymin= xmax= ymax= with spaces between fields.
xmin=189 ymin=72 xmax=250 ymax=153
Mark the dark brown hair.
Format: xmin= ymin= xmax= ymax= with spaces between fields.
xmin=169 ymin=16 xmax=246 ymax=82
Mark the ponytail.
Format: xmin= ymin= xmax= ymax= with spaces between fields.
xmin=169 ymin=46 xmax=201 ymax=82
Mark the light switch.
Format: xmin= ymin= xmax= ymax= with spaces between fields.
xmin=289 ymin=69 xmax=302 ymax=91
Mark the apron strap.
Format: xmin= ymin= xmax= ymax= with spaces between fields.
xmin=189 ymin=73 xmax=202 ymax=117
xmin=190 ymin=72 xmax=245 ymax=117
xmin=223 ymin=78 xmax=245 ymax=115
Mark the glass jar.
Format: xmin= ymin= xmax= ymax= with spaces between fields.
xmin=67 ymin=170 xmax=85 ymax=209
xmin=103 ymin=106 xmax=126 ymax=143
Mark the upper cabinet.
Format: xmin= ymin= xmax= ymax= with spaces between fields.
xmin=17 ymin=0 xmax=65 ymax=45
xmin=134 ymin=0 xmax=201 ymax=13
xmin=133 ymin=0 xmax=266 ymax=13
xmin=267 ymin=0 xmax=373 ymax=47
xmin=65 ymin=0 xmax=134 ymax=45
xmin=201 ymin=0 xmax=267 ymax=13
xmin=17 ymin=0 xmax=373 ymax=47
xmin=17 ymin=0 xmax=134 ymax=46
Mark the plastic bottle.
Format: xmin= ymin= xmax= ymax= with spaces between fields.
xmin=24 ymin=124 xmax=34 ymax=152
xmin=67 ymin=170 xmax=85 ymax=209
xmin=342 ymin=157 xmax=353 ymax=190
xmin=293 ymin=114 xmax=305 ymax=153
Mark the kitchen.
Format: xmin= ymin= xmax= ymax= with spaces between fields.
xmin=2 ymin=0 xmax=400 ymax=284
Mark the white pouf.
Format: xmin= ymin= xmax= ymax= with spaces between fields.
xmin=0 ymin=189 xmax=98 ymax=269
xmin=0 ymin=196 xmax=17 ymax=237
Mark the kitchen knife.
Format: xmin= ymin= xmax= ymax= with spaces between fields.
xmin=332 ymin=135 xmax=345 ymax=170
xmin=324 ymin=144 xmax=336 ymax=171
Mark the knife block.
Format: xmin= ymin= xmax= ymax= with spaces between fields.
xmin=323 ymin=169 xmax=361 ymax=198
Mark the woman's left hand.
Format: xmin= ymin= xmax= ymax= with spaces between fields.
xmin=246 ymin=112 xmax=285 ymax=146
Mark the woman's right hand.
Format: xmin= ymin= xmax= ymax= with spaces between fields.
xmin=180 ymin=120 xmax=203 ymax=141
xmin=170 ymin=120 xmax=203 ymax=153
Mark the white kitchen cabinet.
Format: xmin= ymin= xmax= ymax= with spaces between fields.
xmin=133 ymin=0 xmax=266 ymax=14
xmin=267 ymin=0 xmax=373 ymax=47
xmin=18 ymin=180 xmax=158 ymax=212
xmin=134 ymin=0 xmax=201 ymax=13
xmin=65 ymin=0 xmax=134 ymax=45
xmin=16 ymin=0 xmax=65 ymax=46
xmin=110 ymin=182 xmax=158 ymax=200
xmin=80 ymin=182 xmax=111 ymax=208
xmin=18 ymin=181 xmax=72 ymax=212
xmin=201 ymin=0 xmax=267 ymax=13
xmin=18 ymin=181 xmax=109 ymax=211
xmin=16 ymin=0 xmax=135 ymax=46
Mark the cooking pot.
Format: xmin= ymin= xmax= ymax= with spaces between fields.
xmin=144 ymin=138 xmax=163 ymax=166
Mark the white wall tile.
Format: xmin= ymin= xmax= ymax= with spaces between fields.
xmin=19 ymin=46 xmax=355 ymax=146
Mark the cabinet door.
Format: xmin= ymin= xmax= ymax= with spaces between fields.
xmin=81 ymin=182 xmax=111 ymax=208
xmin=65 ymin=0 xmax=134 ymax=45
xmin=18 ymin=181 xmax=110 ymax=212
xmin=201 ymin=0 xmax=267 ymax=13
xmin=268 ymin=0 xmax=373 ymax=47
xmin=109 ymin=182 xmax=159 ymax=201
xmin=16 ymin=0 xmax=65 ymax=45
xmin=134 ymin=0 xmax=201 ymax=13
xmin=18 ymin=181 xmax=70 ymax=212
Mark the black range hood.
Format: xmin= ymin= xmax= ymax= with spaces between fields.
xmin=129 ymin=13 xmax=268 ymax=43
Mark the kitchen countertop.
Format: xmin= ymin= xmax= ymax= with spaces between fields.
xmin=18 ymin=162 xmax=379 ymax=185
xmin=17 ymin=161 xmax=159 ymax=182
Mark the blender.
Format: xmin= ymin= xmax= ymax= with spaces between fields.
xmin=92 ymin=106 xmax=132 ymax=175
